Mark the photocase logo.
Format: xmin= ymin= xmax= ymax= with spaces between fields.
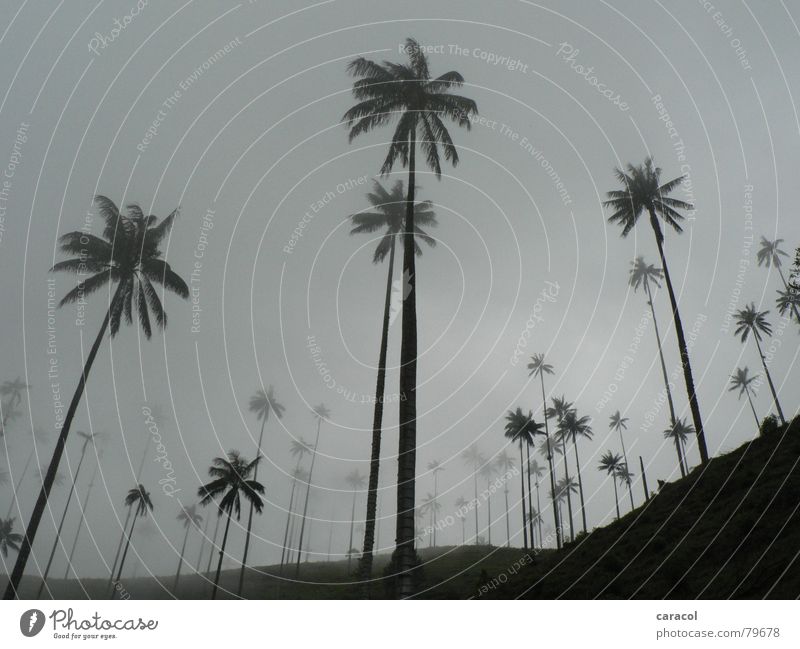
xmin=20 ymin=609 xmax=45 ymax=637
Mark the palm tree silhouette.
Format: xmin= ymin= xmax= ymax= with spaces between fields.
xmin=5 ymin=197 xmax=188 ymax=600
xmin=5 ymin=427 xmax=49 ymax=520
xmin=238 ymin=386 xmax=285 ymax=596
xmin=729 ymin=367 xmax=760 ymax=429
xmin=418 ymin=492 xmax=442 ymax=548
xmin=504 ymin=409 xmax=544 ymax=549
xmin=527 ymin=354 xmax=561 ymax=548
xmin=37 ymin=430 xmax=98 ymax=599
xmin=0 ymin=378 xmax=29 ymax=437
xmin=557 ymin=410 xmax=593 ymax=534
xmin=604 ymin=159 xmax=708 ymax=465
xmin=615 ymin=464 xmax=635 ymax=513
xmin=548 ymin=396 xmax=575 ymax=541
xmin=528 ymin=459 xmax=546 ymax=548
xmin=598 ymin=451 xmax=623 ymax=520
xmin=111 ymin=484 xmax=153 ymax=599
xmin=734 ymin=304 xmax=785 ymax=424
xmin=663 ymin=419 xmax=694 ymax=476
xmin=344 ymin=38 xmax=477 ymax=597
xmin=295 ymin=404 xmax=329 ymax=578
xmin=757 ymin=237 xmax=800 ymax=323
xmin=494 ymin=451 xmax=515 ymax=547
xmin=198 ymin=451 xmax=264 ymax=599
xmin=63 ymin=448 xmax=103 ymax=580
xmin=609 ymin=411 xmax=636 ymax=493
xmin=454 ymin=496 xmax=468 ymax=544
xmin=461 ymin=444 xmax=486 ymax=545
xmin=0 ymin=518 xmax=22 ymax=563
xmin=479 ymin=462 xmax=497 ymax=546
xmin=345 ymin=469 xmax=366 ymax=571
xmin=173 ymin=504 xmax=203 ymax=594
xmin=352 ymin=181 xmax=437 ymax=586
xmin=426 ymin=460 xmax=444 ymax=547
xmin=279 ymin=440 xmax=311 ymax=574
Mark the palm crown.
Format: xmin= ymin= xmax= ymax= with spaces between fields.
xmin=345 ymin=469 xmax=366 ymax=490
xmin=177 ymin=504 xmax=203 ymax=529
xmin=629 ymin=256 xmax=663 ymax=292
xmin=756 ymin=237 xmax=788 ymax=268
xmin=290 ymin=438 xmax=313 ymax=459
xmin=527 ymin=353 xmax=554 ymax=378
xmin=729 ymin=367 xmax=757 ymax=398
xmin=557 ymin=410 xmax=593 ymax=442
xmin=504 ymin=408 xmax=544 ymax=445
xmin=734 ymin=303 xmax=772 ymax=343
xmin=249 ymin=386 xmax=285 ymax=421
xmin=546 ymin=396 xmax=574 ymax=423
xmin=0 ymin=378 xmax=30 ymax=408
xmin=0 ymin=517 xmax=23 ymax=557
xmin=664 ymin=418 xmax=695 ymax=443
xmin=198 ymin=451 xmax=265 ymax=520
xmin=312 ymin=403 xmax=330 ymax=421
xmin=125 ymin=484 xmax=154 ymax=517
xmin=598 ymin=451 xmax=623 ymax=475
xmin=609 ymin=411 xmax=629 ymax=432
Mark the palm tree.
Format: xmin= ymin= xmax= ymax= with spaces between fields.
xmin=616 ymin=464 xmax=635 ymax=513
xmin=527 ymin=354 xmax=560 ymax=548
xmin=5 ymin=427 xmax=49 ymax=519
xmin=734 ymin=304 xmax=786 ymax=424
xmin=0 ymin=378 xmax=29 ymax=437
xmin=494 ymin=451 xmax=515 ymax=547
xmin=504 ymin=409 xmax=544 ymax=549
xmin=36 ymin=430 xmax=98 ymax=599
xmin=352 ymin=182 xmax=437 ymax=586
xmin=344 ymin=38 xmax=477 ymax=597
xmin=757 ymin=237 xmax=800 ymax=323
xmin=173 ymin=504 xmax=203 ymax=593
xmin=598 ymin=451 xmax=623 ymax=520
xmin=418 ymin=492 xmax=441 ymax=548
xmin=295 ymin=404 xmax=329 ymax=578
xmin=5 ymin=197 xmax=188 ymax=600
xmin=198 ymin=451 xmax=264 ymax=599
xmin=426 ymin=460 xmax=444 ymax=547
xmin=279 ymin=440 xmax=311 ymax=573
xmin=729 ymin=367 xmax=760 ymax=429
xmin=0 ymin=518 xmax=22 ymax=562
xmin=63 ymin=449 xmax=103 ymax=580
xmin=548 ymin=397 xmax=575 ymax=542
xmin=528 ymin=459 xmax=546 ymax=548
xmin=557 ymin=410 xmax=593 ymax=534
xmin=663 ymin=419 xmax=694 ymax=476
xmin=604 ymin=159 xmax=708 ymax=464
xmin=238 ymin=386 xmax=285 ymax=596
xmin=629 ymin=256 xmax=680 ymax=462
xmin=479 ymin=462 xmax=497 ymax=546
xmin=345 ymin=470 xmax=366 ymax=571
xmin=461 ymin=444 xmax=486 ymax=545
xmin=454 ymin=496 xmax=467 ymax=544
xmin=111 ymin=484 xmax=153 ymax=598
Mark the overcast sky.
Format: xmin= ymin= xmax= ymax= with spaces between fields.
xmin=1 ymin=0 xmax=799 ymax=592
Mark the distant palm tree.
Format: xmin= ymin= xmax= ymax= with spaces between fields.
xmin=598 ymin=451 xmax=623 ymax=520
xmin=527 ymin=354 xmax=561 ymax=548
xmin=37 ymin=430 xmax=98 ymax=599
xmin=173 ymin=504 xmax=203 ymax=593
xmin=504 ymin=409 xmax=544 ymax=549
xmin=418 ymin=492 xmax=442 ymax=548
xmin=279 ymin=440 xmax=311 ymax=573
xmin=111 ymin=484 xmax=153 ymax=599
xmin=494 ymin=451 xmax=515 ymax=547
xmin=5 ymin=197 xmax=188 ymax=600
xmin=548 ymin=397 xmax=575 ymax=542
xmin=198 ymin=451 xmax=264 ymax=600
xmin=663 ymin=419 xmax=694 ymax=475
xmin=63 ymin=450 xmax=103 ymax=580
xmin=238 ymin=386 xmax=285 ymax=596
xmin=479 ymin=462 xmax=497 ymax=546
xmin=609 ymin=411 xmax=635 ymax=489
xmin=426 ymin=460 xmax=444 ymax=547
xmin=0 ymin=378 xmax=29 ymax=437
xmin=454 ymin=496 xmax=468 ymax=544
xmin=344 ymin=38 xmax=477 ymax=598
xmin=0 ymin=518 xmax=22 ymax=561
xmin=729 ymin=367 xmax=760 ymax=429
xmin=5 ymin=427 xmax=50 ymax=520
xmin=605 ymin=159 xmax=708 ymax=465
xmin=616 ymin=464 xmax=635 ymax=513
xmin=295 ymin=404 xmax=329 ymax=577
xmin=461 ymin=444 xmax=486 ymax=545
xmin=757 ymin=237 xmax=800 ymax=323
xmin=557 ymin=410 xmax=593 ymax=534
xmin=528 ymin=459 xmax=546 ymax=548
xmin=345 ymin=470 xmax=366 ymax=571
xmin=734 ymin=304 xmax=785 ymax=424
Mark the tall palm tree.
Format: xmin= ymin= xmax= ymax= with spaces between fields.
xmin=238 ymin=386 xmax=285 ymax=596
xmin=418 ymin=492 xmax=441 ymax=548
xmin=454 ymin=496 xmax=467 ymax=544
xmin=548 ymin=397 xmax=575 ymax=542
xmin=36 ymin=430 xmax=98 ymax=599
xmin=198 ymin=451 xmax=264 ymax=600
xmin=461 ymin=444 xmax=486 ymax=545
xmin=757 ymin=237 xmax=800 ymax=323
xmin=494 ymin=451 xmax=515 ymax=547
xmin=729 ymin=367 xmax=760 ymax=429
xmin=279 ymin=440 xmax=311 ymax=572
xmin=5 ymin=427 xmax=49 ymax=519
xmin=479 ymin=462 xmax=497 ymax=546
xmin=111 ymin=484 xmax=153 ymax=598
xmin=352 ymin=182 xmax=437 ymax=586
xmin=664 ymin=419 xmax=693 ymax=476
xmin=173 ymin=504 xmax=203 ymax=593
xmin=5 ymin=197 xmax=188 ymax=600
xmin=629 ymin=256 xmax=680 ymax=465
xmin=344 ymin=38 xmax=477 ymax=597
xmin=504 ymin=409 xmax=544 ymax=549
xmin=734 ymin=304 xmax=786 ymax=424
xmin=0 ymin=518 xmax=22 ymax=563
xmin=62 ymin=449 xmax=103 ymax=580
xmin=295 ymin=404 xmax=329 ymax=577
xmin=616 ymin=464 xmax=635 ymax=513
xmin=527 ymin=353 xmax=560 ymax=548
xmin=604 ymin=159 xmax=708 ymax=465
xmin=0 ymin=378 xmax=29 ymax=437
xmin=598 ymin=451 xmax=623 ymax=520
xmin=557 ymin=410 xmax=593 ymax=534
xmin=345 ymin=469 xmax=366 ymax=571
xmin=528 ymin=459 xmax=546 ymax=548
xmin=426 ymin=460 xmax=444 ymax=547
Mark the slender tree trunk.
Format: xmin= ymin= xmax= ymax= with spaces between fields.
xmin=539 ymin=373 xmax=561 ymax=548
xmin=5 ymin=448 xmax=35 ymax=519
xmin=205 ymin=512 xmax=221 ymax=575
xmin=5 ymin=292 xmax=116 ymax=600
xmin=195 ymin=514 xmax=211 ymax=573
xmin=461 ymin=518 xmax=465 ymax=545
xmin=645 ymin=280 xmax=684 ymax=477
xmin=347 ymin=489 xmax=357 ymax=572
xmin=63 ymin=460 xmax=100 ymax=580
xmin=360 ymin=239 xmax=395 ymax=590
xmin=36 ymin=438 xmax=91 ymax=598
xmin=472 ymin=469 xmax=479 ymax=544
xmin=746 ymin=389 xmax=760 ymax=430
xmin=327 ymin=520 xmax=333 ymax=561
xmin=279 ymin=466 xmax=300 ymax=574
xmin=753 ymin=335 xmax=786 ymax=424
xmin=640 ymin=456 xmax=650 ymax=503
xmin=111 ymin=512 xmax=138 ymax=599
xmin=649 ymin=211 xmax=708 ymax=464
xmin=518 ymin=440 xmax=528 ymax=549
xmin=393 ymin=129 xmax=419 ymax=598
xmin=535 ymin=481 xmax=543 ymax=546
xmin=776 ymin=265 xmax=800 ymax=324
xmin=432 ymin=472 xmax=438 ymax=548
xmin=485 ymin=478 xmax=492 ymax=546
xmin=561 ymin=437 xmax=574 ymax=542
xmin=524 ymin=443 xmax=535 ymax=548
xmin=572 ymin=434 xmax=587 ymax=534
xmin=211 ymin=509 xmax=233 ymax=600
xmin=295 ymin=418 xmax=322 ymax=577
xmin=612 ymin=479 xmax=620 ymax=520
xmin=503 ymin=487 xmax=511 ymax=548
xmin=238 ymin=412 xmax=268 ymax=596
xmin=173 ymin=523 xmax=191 ymax=594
